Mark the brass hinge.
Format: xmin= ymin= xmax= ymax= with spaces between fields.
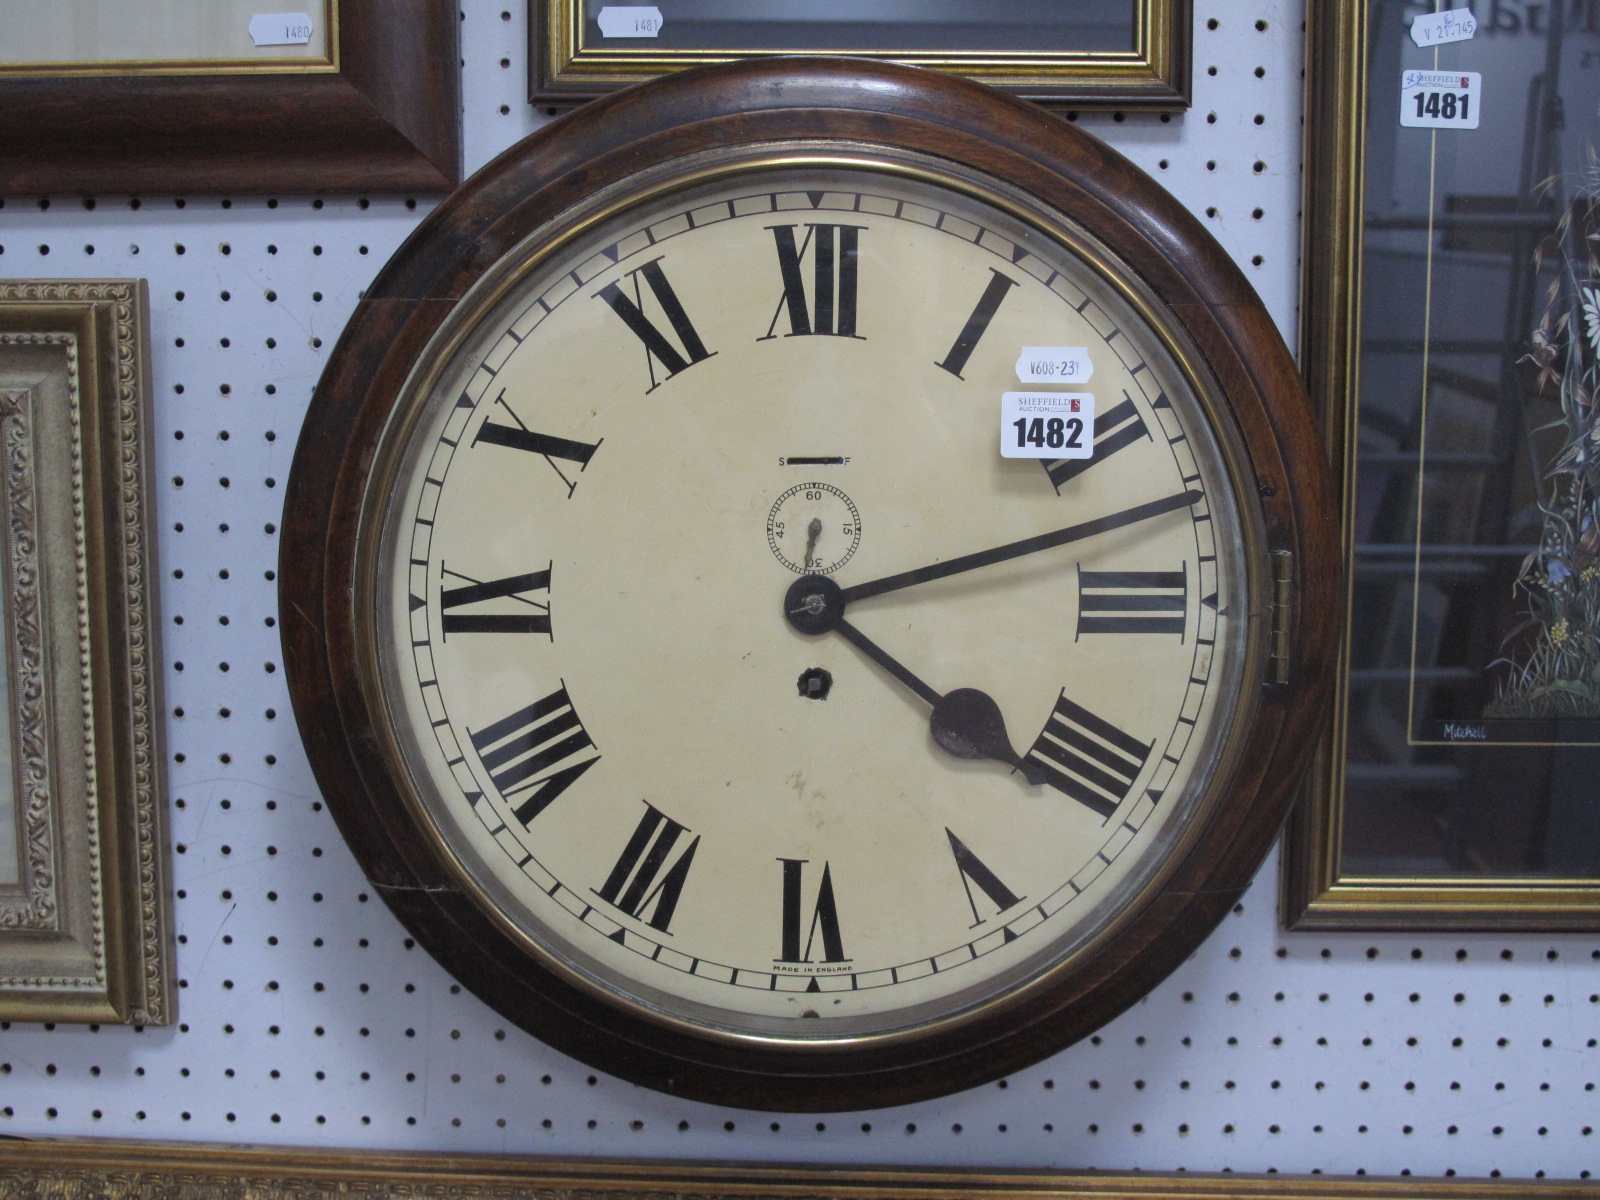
xmin=1268 ymin=549 xmax=1293 ymax=685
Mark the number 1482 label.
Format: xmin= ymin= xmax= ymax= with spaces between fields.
xmin=1400 ymin=70 xmax=1480 ymax=129
xmin=1001 ymin=392 xmax=1095 ymax=459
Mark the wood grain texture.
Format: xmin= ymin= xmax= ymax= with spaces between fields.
xmin=280 ymin=56 xmax=1339 ymax=1110
xmin=0 ymin=0 xmax=460 ymax=195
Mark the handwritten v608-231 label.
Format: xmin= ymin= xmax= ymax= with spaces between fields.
xmin=1015 ymin=346 xmax=1093 ymax=384
xmin=1001 ymin=392 xmax=1095 ymax=459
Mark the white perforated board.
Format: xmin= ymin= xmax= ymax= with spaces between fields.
xmin=0 ymin=0 xmax=1596 ymax=1181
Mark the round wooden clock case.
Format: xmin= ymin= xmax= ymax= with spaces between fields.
xmin=280 ymin=57 xmax=1338 ymax=1110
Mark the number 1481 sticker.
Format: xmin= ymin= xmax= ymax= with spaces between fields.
xmin=1400 ymin=70 xmax=1481 ymax=129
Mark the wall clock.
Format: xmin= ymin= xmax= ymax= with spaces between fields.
xmin=281 ymin=57 xmax=1337 ymax=1110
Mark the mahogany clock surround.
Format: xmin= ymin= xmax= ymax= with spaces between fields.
xmin=280 ymin=57 xmax=1337 ymax=1110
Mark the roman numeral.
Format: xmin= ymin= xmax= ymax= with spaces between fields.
xmin=1024 ymin=693 xmax=1153 ymax=819
xmin=595 ymin=802 xmax=700 ymax=934
xmin=761 ymin=223 xmax=864 ymax=340
xmin=1043 ymin=395 xmax=1149 ymax=491
xmin=439 ymin=564 xmax=552 ymax=637
xmin=946 ymin=828 xmax=1023 ymax=927
xmin=473 ymin=391 xmax=600 ymax=498
xmin=1076 ymin=565 xmax=1188 ymax=638
xmin=776 ymin=858 xmax=847 ymax=963
xmin=468 ymin=685 xmax=599 ymax=825
xmin=936 ymin=269 xmax=1018 ymax=378
xmin=596 ymin=257 xmax=714 ymax=391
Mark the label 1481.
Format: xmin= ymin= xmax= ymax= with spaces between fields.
xmin=1400 ymin=70 xmax=1481 ymax=129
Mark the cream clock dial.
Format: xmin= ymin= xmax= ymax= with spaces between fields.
xmin=377 ymin=162 xmax=1243 ymax=1035
xmin=283 ymin=58 xmax=1337 ymax=1110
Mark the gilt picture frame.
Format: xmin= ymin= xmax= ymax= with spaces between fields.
xmin=529 ymin=0 xmax=1192 ymax=108
xmin=0 ymin=1141 xmax=1594 ymax=1199
xmin=1285 ymin=0 xmax=1600 ymax=929
xmin=0 ymin=280 xmax=173 ymax=1024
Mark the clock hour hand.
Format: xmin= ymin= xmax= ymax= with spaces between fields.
xmin=785 ymin=576 xmax=1042 ymax=782
xmin=839 ymin=489 xmax=1202 ymax=605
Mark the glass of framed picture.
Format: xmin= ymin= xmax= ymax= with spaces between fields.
xmin=529 ymin=0 xmax=1191 ymax=108
xmin=1287 ymin=0 xmax=1600 ymax=928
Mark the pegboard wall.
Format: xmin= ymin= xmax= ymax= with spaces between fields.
xmin=0 ymin=0 xmax=1595 ymax=1182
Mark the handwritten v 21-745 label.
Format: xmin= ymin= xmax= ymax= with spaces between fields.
xmin=1409 ymin=7 xmax=1477 ymax=46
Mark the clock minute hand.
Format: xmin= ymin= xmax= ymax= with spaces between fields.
xmin=838 ymin=489 xmax=1203 ymax=606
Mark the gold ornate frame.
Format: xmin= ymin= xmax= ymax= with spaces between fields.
xmin=1283 ymin=0 xmax=1600 ymax=929
xmin=0 ymin=280 xmax=173 ymax=1024
xmin=529 ymin=0 xmax=1191 ymax=108
xmin=1 ymin=1141 xmax=1595 ymax=1198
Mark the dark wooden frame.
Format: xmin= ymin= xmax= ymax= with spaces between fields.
xmin=281 ymin=57 xmax=1336 ymax=1110
xmin=2 ymin=1141 xmax=1595 ymax=1199
xmin=529 ymin=0 xmax=1192 ymax=109
xmin=0 ymin=0 xmax=460 ymax=195
xmin=1283 ymin=0 xmax=1600 ymax=930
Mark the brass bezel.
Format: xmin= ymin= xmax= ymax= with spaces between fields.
xmin=349 ymin=143 xmax=1272 ymax=1055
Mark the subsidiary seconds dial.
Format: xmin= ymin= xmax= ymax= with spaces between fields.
xmin=767 ymin=482 xmax=861 ymax=574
